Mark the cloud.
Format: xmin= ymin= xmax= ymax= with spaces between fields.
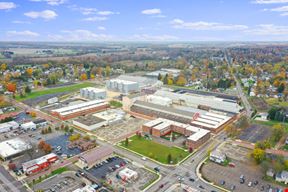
xmin=12 ymin=20 xmax=31 ymax=24
xmin=97 ymin=11 xmax=119 ymax=15
xmin=171 ymin=19 xmax=248 ymax=30
xmin=0 ymin=2 xmax=16 ymax=10
xmin=142 ymin=8 xmax=161 ymax=15
xmin=48 ymin=29 xmax=113 ymax=41
xmin=264 ymin=5 xmax=288 ymax=16
xmin=245 ymin=24 xmax=288 ymax=35
xmin=97 ymin=26 xmax=106 ymax=30
xmin=7 ymin=30 xmax=39 ymax=37
xmin=29 ymin=0 xmax=66 ymax=6
xmin=83 ymin=16 xmax=107 ymax=21
xmin=252 ymin=0 xmax=288 ymax=3
xmin=79 ymin=7 xmax=97 ymax=15
xmin=24 ymin=10 xmax=57 ymax=20
xmin=131 ymin=34 xmax=178 ymax=41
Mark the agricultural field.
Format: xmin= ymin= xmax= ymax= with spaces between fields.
xmin=119 ymin=135 xmax=190 ymax=164
xmin=16 ymin=82 xmax=95 ymax=101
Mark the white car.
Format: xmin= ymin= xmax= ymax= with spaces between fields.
xmin=248 ymin=181 xmax=252 ymax=187
xmin=142 ymin=157 xmax=146 ymax=161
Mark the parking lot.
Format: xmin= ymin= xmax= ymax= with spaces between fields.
xmin=46 ymin=134 xmax=82 ymax=158
xmin=88 ymin=156 xmax=158 ymax=191
xmin=33 ymin=171 xmax=87 ymax=192
xmin=94 ymin=117 xmax=147 ymax=143
xmin=238 ymin=124 xmax=271 ymax=143
xmin=202 ymin=160 xmax=284 ymax=192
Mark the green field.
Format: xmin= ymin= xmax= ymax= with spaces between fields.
xmin=119 ymin=135 xmax=189 ymax=164
xmin=16 ymin=82 xmax=95 ymax=101
xmin=265 ymin=98 xmax=288 ymax=107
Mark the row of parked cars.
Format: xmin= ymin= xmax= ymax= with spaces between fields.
xmin=45 ymin=179 xmax=69 ymax=192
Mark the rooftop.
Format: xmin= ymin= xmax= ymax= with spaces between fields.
xmin=73 ymin=115 xmax=106 ymax=126
xmin=0 ymin=138 xmax=32 ymax=159
xmin=80 ymin=146 xmax=113 ymax=166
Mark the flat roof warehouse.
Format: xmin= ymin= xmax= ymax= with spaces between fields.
xmin=0 ymin=138 xmax=32 ymax=160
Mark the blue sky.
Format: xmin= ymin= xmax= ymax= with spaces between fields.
xmin=1 ymin=0 xmax=288 ymax=41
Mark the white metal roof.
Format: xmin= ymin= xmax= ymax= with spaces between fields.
xmin=0 ymin=138 xmax=32 ymax=158
xmin=52 ymin=100 xmax=107 ymax=115
xmin=0 ymin=121 xmax=19 ymax=130
xmin=187 ymin=126 xmax=210 ymax=142
xmin=154 ymin=90 xmax=242 ymax=114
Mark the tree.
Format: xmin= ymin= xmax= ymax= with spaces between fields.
xmin=38 ymin=140 xmax=46 ymax=149
xmin=25 ymin=86 xmax=31 ymax=94
xmin=1 ymin=63 xmax=7 ymax=71
xmin=80 ymin=73 xmax=87 ymax=81
xmin=69 ymin=128 xmax=74 ymax=134
xmin=26 ymin=68 xmax=33 ymax=77
xmin=252 ymin=148 xmax=265 ymax=164
xmin=64 ymin=125 xmax=69 ymax=132
xmin=163 ymin=74 xmax=168 ymax=85
xmin=157 ymin=73 xmax=162 ymax=81
xmin=96 ymin=67 xmax=102 ymax=77
xmin=278 ymin=82 xmax=285 ymax=93
xmin=125 ymin=137 xmax=129 ymax=146
xmin=69 ymin=134 xmax=81 ymax=141
xmin=176 ymin=73 xmax=187 ymax=86
xmin=6 ymin=82 xmax=16 ymax=92
xmin=8 ymin=162 xmax=16 ymax=171
xmin=42 ymin=143 xmax=52 ymax=154
xmin=48 ymin=126 xmax=52 ymax=133
xmin=105 ymin=66 xmax=111 ymax=77
xmin=167 ymin=154 xmax=172 ymax=164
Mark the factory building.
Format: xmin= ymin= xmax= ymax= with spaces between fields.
xmin=106 ymin=79 xmax=139 ymax=93
xmin=106 ymin=75 xmax=162 ymax=94
xmin=72 ymin=115 xmax=106 ymax=131
xmin=22 ymin=153 xmax=58 ymax=175
xmin=142 ymin=118 xmax=210 ymax=149
xmin=51 ymin=100 xmax=109 ymax=120
xmin=73 ymin=109 xmax=125 ymax=131
xmin=154 ymin=90 xmax=242 ymax=115
xmin=0 ymin=121 xmax=19 ymax=133
xmin=146 ymin=95 xmax=172 ymax=106
xmin=78 ymin=146 xmax=113 ymax=169
xmin=0 ymin=138 xmax=32 ymax=161
xmin=131 ymin=100 xmax=232 ymax=133
xmin=21 ymin=121 xmax=37 ymax=131
xmin=80 ymin=87 xmax=106 ymax=100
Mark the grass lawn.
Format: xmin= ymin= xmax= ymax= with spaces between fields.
xmin=253 ymin=120 xmax=288 ymax=128
xmin=265 ymin=98 xmax=288 ymax=107
xmin=119 ymin=135 xmax=189 ymax=164
xmin=29 ymin=167 xmax=69 ymax=186
xmin=16 ymin=82 xmax=95 ymax=101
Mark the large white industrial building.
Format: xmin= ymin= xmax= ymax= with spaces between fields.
xmin=106 ymin=79 xmax=139 ymax=93
xmin=0 ymin=138 xmax=32 ymax=160
xmin=154 ymin=90 xmax=242 ymax=115
xmin=106 ymin=75 xmax=163 ymax=94
xmin=0 ymin=121 xmax=19 ymax=133
xmin=80 ymin=87 xmax=106 ymax=100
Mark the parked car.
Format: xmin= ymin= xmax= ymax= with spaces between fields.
xmin=189 ymin=178 xmax=195 ymax=182
xmin=248 ymin=181 xmax=252 ymax=187
xmin=231 ymin=185 xmax=236 ymax=191
xmin=220 ymin=180 xmax=225 ymax=185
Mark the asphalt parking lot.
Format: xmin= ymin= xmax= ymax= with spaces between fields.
xmin=33 ymin=172 xmax=86 ymax=192
xmin=88 ymin=156 xmax=126 ymax=179
xmin=202 ymin=160 xmax=284 ymax=192
xmin=238 ymin=124 xmax=271 ymax=143
xmin=46 ymin=134 xmax=82 ymax=158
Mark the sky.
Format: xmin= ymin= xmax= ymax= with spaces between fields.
xmin=1 ymin=0 xmax=288 ymax=41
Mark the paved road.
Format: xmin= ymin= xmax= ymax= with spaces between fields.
xmin=0 ymin=166 xmax=27 ymax=192
xmin=148 ymin=132 xmax=227 ymax=192
xmin=225 ymin=51 xmax=253 ymax=118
